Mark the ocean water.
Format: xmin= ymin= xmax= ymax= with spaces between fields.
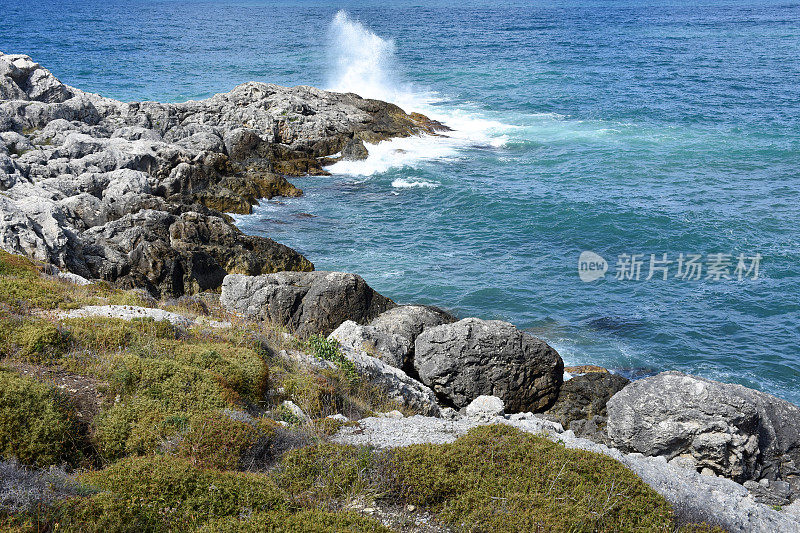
xmin=3 ymin=0 xmax=799 ymax=403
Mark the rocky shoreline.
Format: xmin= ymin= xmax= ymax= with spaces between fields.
xmin=2 ymin=52 xmax=800 ymax=531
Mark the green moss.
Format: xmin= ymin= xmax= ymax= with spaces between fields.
xmin=0 ymin=368 xmax=84 ymax=467
xmin=61 ymin=455 xmax=289 ymax=532
xmin=387 ymin=425 xmax=675 ymax=532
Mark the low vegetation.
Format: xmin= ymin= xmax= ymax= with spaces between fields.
xmin=0 ymin=251 xmax=722 ymax=532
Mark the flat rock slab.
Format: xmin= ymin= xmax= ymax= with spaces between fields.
xmin=59 ymin=305 xmax=193 ymax=327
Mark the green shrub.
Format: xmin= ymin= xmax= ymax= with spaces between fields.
xmin=197 ymin=510 xmax=391 ymax=533
xmin=386 ymin=425 xmax=675 ymax=532
xmin=62 ymin=317 xmax=179 ymax=353
xmin=169 ymin=342 xmax=269 ymax=404
xmin=175 ymin=412 xmax=260 ymax=470
xmin=0 ymin=369 xmax=84 ymax=467
xmin=93 ymin=398 xmax=170 ymax=460
xmin=61 ymin=455 xmax=289 ymax=532
xmin=274 ymin=443 xmax=376 ymax=505
xmin=305 ymin=335 xmax=357 ymax=380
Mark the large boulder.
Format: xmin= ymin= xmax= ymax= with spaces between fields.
xmin=413 ymin=318 xmax=563 ymax=412
xmin=330 ymin=320 xmax=408 ymax=368
xmin=221 ymin=272 xmax=395 ymax=337
xmin=607 ymin=371 xmax=800 ymax=495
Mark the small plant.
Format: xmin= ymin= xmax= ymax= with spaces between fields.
xmin=305 ymin=335 xmax=358 ymax=381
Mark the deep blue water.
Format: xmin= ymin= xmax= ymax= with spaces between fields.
xmin=3 ymin=0 xmax=799 ymax=403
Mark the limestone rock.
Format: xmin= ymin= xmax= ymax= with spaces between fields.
xmin=221 ymin=272 xmax=394 ymax=337
xmin=606 ymin=371 xmax=800 ymax=493
xmin=369 ymin=304 xmax=455 ymax=369
xmin=414 ymin=318 xmax=563 ymax=412
xmin=466 ymin=395 xmax=505 ymax=420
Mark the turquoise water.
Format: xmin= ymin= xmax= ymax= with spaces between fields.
xmin=3 ymin=0 xmax=799 ymax=402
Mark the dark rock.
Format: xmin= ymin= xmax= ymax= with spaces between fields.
xmin=413 ymin=318 xmax=563 ymax=412
xmin=220 ymin=271 xmax=395 ymax=337
xmin=340 ymin=137 xmax=369 ymax=161
xmin=544 ymin=372 xmax=629 ymax=428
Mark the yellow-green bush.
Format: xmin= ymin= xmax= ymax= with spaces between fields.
xmin=197 ymin=510 xmax=391 ymax=533
xmin=0 ymin=369 xmax=84 ymax=467
xmin=61 ymin=455 xmax=289 ymax=532
xmin=168 ymin=342 xmax=268 ymax=403
xmin=386 ymin=425 xmax=675 ymax=532
xmin=175 ymin=412 xmax=260 ymax=470
xmin=0 ymin=319 xmax=70 ymax=362
xmin=62 ymin=317 xmax=179 ymax=353
xmin=274 ymin=443 xmax=376 ymax=505
xmin=93 ymin=398 xmax=171 ymax=460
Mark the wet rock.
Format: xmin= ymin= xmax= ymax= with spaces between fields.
xmin=414 ymin=318 xmax=563 ymax=412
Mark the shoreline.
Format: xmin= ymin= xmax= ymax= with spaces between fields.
xmin=2 ymin=51 xmax=800 ymax=529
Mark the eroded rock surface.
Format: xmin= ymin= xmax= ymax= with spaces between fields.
xmin=607 ymin=371 xmax=800 ymax=500
xmin=0 ymin=52 xmax=442 ymax=296
xmin=221 ymin=271 xmax=395 ymax=337
xmin=413 ymin=318 xmax=563 ymax=412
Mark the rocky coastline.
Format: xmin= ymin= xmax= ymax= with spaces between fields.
xmin=2 ymin=52 xmax=800 ymax=531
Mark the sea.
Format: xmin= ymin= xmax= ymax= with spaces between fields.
xmin=2 ymin=0 xmax=799 ymax=403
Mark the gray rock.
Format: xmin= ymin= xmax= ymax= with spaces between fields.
xmin=329 ymin=320 xmax=407 ymax=368
xmin=369 ymin=304 xmax=455 ymax=369
xmin=221 ymin=272 xmax=395 ymax=337
xmin=466 ymin=395 xmax=505 ymax=420
xmin=334 ymin=338 xmax=441 ymax=417
xmin=0 ymin=52 xmax=440 ymax=296
xmin=544 ymin=372 xmax=629 ymax=429
xmin=607 ymin=371 xmax=800 ymax=492
xmin=59 ymin=305 xmax=193 ymax=327
xmin=414 ymin=318 xmax=563 ymax=412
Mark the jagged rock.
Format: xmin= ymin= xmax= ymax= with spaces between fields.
xmin=607 ymin=371 xmax=800 ymax=497
xmin=466 ymin=395 xmax=505 ymax=420
xmin=413 ymin=318 xmax=563 ymax=412
xmin=330 ymin=320 xmax=407 ymax=368
xmin=368 ymin=304 xmax=455 ymax=370
xmin=221 ymin=272 xmax=394 ymax=337
xmin=0 ymin=52 xmax=441 ymax=296
xmin=544 ymin=372 xmax=629 ymax=429
xmin=334 ymin=339 xmax=440 ymax=417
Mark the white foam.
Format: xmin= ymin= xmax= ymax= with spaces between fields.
xmin=324 ymin=11 xmax=515 ymax=176
xmin=391 ymin=177 xmax=440 ymax=189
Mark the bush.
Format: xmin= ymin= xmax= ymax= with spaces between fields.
xmin=0 ymin=369 xmax=84 ymax=467
xmin=62 ymin=317 xmax=179 ymax=353
xmin=61 ymin=455 xmax=289 ymax=532
xmin=175 ymin=412 xmax=260 ymax=470
xmin=274 ymin=443 xmax=376 ymax=506
xmin=197 ymin=510 xmax=391 ymax=533
xmin=385 ymin=425 xmax=676 ymax=532
xmin=305 ymin=335 xmax=357 ymax=380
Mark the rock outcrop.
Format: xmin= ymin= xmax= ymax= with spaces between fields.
xmin=329 ymin=304 xmax=455 ymax=370
xmin=221 ymin=271 xmax=395 ymax=337
xmin=606 ymin=371 xmax=800 ymax=500
xmin=0 ymin=52 xmax=443 ymax=296
xmin=332 ymin=331 xmax=441 ymax=417
xmin=413 ymin=318 xmax=563 ymax=412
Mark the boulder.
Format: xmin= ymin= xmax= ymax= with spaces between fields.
xmin=413 ymin=318 xmax=563 ymax=412
xmin=221 ymin=272 xmax=395 ymax=337
xmin=369 ymin=304 xmax=456 ymax=369
xmin=466 ymin=395 xmax=505 ymax=420
xmin=544 ymin=372 xmax=629 ymax=429
xmin=334 ymin=339 xmax=440 ymax=416
xmin=606 ymin=371 xmax=800 ymax=495
xmin=329 ymin=320 xmax=407 ymax=368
